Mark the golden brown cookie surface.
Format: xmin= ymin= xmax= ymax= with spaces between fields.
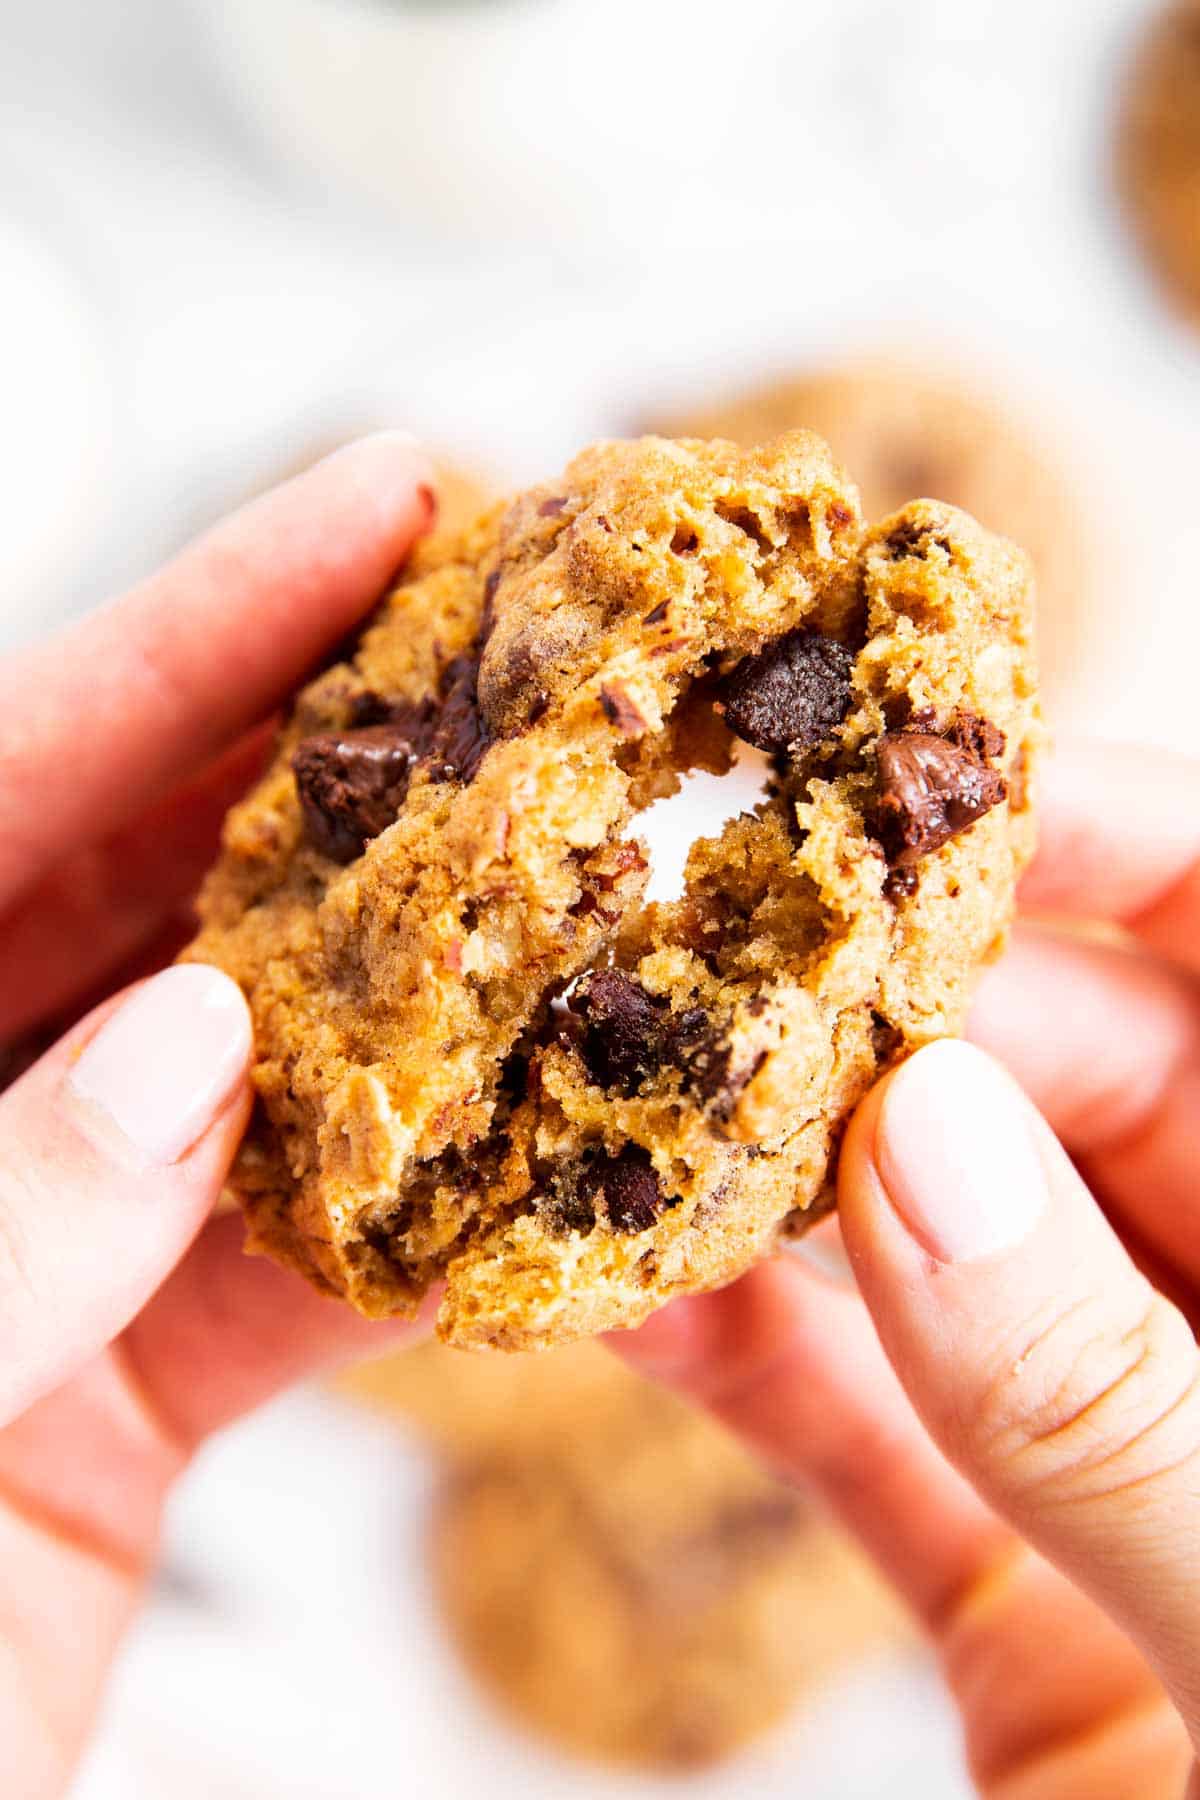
xmin=189 ymin=433 xmax=1039 ymax=1348
xmin=651 ymin=361 xmax=1086 ymax=704
xmin=1118 ymin=0 xmax=1200 ymax=324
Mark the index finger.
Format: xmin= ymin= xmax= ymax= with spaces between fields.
xmin=0 ymin=433 xmax=435 ymax=910
xmin=1023 ymin=741 xmax=1200 ymax=971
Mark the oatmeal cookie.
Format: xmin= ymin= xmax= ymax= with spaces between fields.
xmin=650 ymin=360 xmax=1086 ymax=702
xmin=188 ymin=432 xmax=1039 ymax=1349
xmin=434 ymin=1452 xmax=894 ymax=1771
xmin=1117 ymin=0 xmax=1200 ymax=323
xmin=342 ymin=1338 xmax=901 ymax=1770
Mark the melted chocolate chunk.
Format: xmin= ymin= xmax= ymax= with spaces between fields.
xmin=347 ymin=689 xmax=437 ymax=734
xmin=428 ymin=653 xmax=492 ymax=783
xmin=569 ymin=971 xmax=667 ymax=1095
xmin=873 ymin=729 xmax=1006 ymax=877
xmin=579 ymin=1146 xmax=666 ymax=1235
xmin=295 ymin=651 xmax=495 ymax=857
xmin=293 ymin=723 xmax=425 ymax=862
xmin=718 ymin=630 xmax=853 ymax=755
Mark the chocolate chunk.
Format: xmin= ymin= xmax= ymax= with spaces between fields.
xmin=293 ymin=724 xmax=425 ymax=862
xmin=679 ymin=1033 xmax=733 ymax=1105
xmin=873 ymin=731 xmax=1007 ymax=875
xmin=428 ymin=653 xmax=492 ymax=783
xmin=569 ymin=971 xmax=667 ymax=1094
xmin=718 ymin=630 xmax=854 ymax=755
xmin=883 ymin=865 xmax=919 ymax=901
xmin=946 ymin=712 xmax=1007 ymax=762
xmin=664 ymin=1006 xmax=710 ymax=1061
xmin=347 ymin=689 xmax=438 ymax=735
xmin=580 ymin=1146 xmax=666 ymax=1234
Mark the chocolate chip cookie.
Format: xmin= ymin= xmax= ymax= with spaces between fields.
xmin=1117 ymin=0 xmax=1200 ymax=324
xmin=188 ymin=432 xmax=1039 ymax=1349
xmin=343 ymin=1338 xmax=901 ymax=1770
xmin=649 ymin=359 xmax=1087 ymax=704
xmin=434 ymin=1426 xmax=897 ymax=1771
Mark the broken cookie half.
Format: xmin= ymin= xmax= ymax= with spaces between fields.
xmin=186 ymin=433 xmax=1040 ymax=1349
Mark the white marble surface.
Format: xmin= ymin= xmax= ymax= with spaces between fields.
xmin=0 ymin=1 xmax=1196 ymax=1794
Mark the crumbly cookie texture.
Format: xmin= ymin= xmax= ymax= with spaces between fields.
xmin=649 ymin=359 xmax=1087 ymax=703
xmin=188 ymin=432 xmax=1039 ymax=1349
xmin=1118 ymin=0 xmax=1200 ymax=323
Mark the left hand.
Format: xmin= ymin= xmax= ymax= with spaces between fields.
xmin=0 ymin=434 xmax=437 ymax=1799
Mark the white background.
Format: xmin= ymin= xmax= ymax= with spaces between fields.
xmin=0 ymin=1 xmax=1196 ymax=1794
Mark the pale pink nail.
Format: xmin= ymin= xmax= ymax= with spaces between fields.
xmin=67 ymin=965 xmax=251 ymax=1166
xmin=875 ymin=1040 xmax=1049 ymax=1262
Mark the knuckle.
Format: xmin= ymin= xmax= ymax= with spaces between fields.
xmin=975 ymin=1286 xmax=1200 ymax=1508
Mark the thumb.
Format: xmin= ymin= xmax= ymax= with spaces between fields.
xmin=0 ymin=964 xmax=251 ymax=1425
xmin=840 ymin=1038 xmax=1200 ymax=1747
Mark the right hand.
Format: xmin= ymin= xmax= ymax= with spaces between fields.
xmin=617 ymin=740 xmax=1200 ymax=1798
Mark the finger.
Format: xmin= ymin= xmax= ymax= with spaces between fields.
xmin=1022 ymin=741 xmax=1200 ymax=972
xmin=970 ymin=926 xmax=1200 ymax=1307
xmin=0 ymin=433 xmax=436 ymax=910
xmin=0 ymin=726 xmax=272 ymax=1042
xmin=613 ymin=1258 xmax=1008 ymax=1630
xmin=613 ymin=1263 xmax=1181 ymax=1793
xmin=840 ymin=1038 xmax=1200 ymax=1743
xmin=0 ymin=966 xmax=252 ymax=1426
xmin=117 ymin=1213 xmax=434 ymax=1449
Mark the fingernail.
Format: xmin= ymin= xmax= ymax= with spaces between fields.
xmin=874 ymin=1040 xmax=1049 ymax=1262
xmin=67 ymin=966 xmax=251 ymax=1166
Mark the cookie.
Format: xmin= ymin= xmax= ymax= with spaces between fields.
xmin=1118 ymin=0 xmax=1200 ymax=324
xmin=649 ymin=360 xmax=1086 ymax=704
xmin=426 ymin=1353 xmax=902 ymax=1770
xmin=342 ymin=1338 xmax=902 ymax=1770
xmin=188 ymin=432 xmax=1039 ymax=1349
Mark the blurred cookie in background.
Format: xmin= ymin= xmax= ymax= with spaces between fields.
xmin=1117 ymin=0 xmax=1200 ymax=326
xmin=340 ymin=1336 xmax=631 ymax=1463
xmin=648 ymin=358 xmax=1094 ymax=710
xmin=341 ymin=1341 xmax=904 ymax=1771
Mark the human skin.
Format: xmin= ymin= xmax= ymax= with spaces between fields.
xmin=0 ymin=435 xmax=438 ymax=1797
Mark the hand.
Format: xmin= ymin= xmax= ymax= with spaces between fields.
xmin=0 ymin=435 xmax=437 ymax=1798
xmin=617 ymin=741 xmax=1200 ymax=1799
